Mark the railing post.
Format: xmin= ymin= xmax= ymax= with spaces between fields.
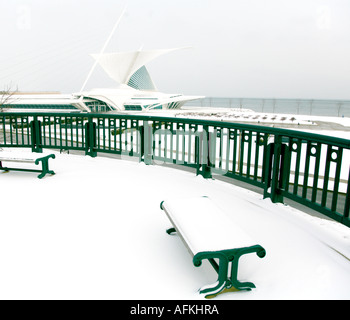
xmin=344 ymin=168 xmax=350 ymax=224
xmin=263 ymin=135 xmax=290 ymax=203
xmin=271 ymin=136 xmax=282 ymax=203
xmin=139 ymin=124 xmax=144 ymax=163
xmin=196 ymin=125 xmax=212 ymax=179
xmin=30 ymin=117 xmax=42 ymax=153
xmin=141 ymin=121 xmax=153 ymax=165
xmin=263 ymin=142 xmax=273 ymax=198
xmin=84 ymin=117 xmax=97 ymax=157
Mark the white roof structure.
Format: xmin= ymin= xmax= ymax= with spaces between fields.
xmin=73 ymin=47 xmax=204 ymax=112
xmin=91 ymin=48 xmax=183 ymax=89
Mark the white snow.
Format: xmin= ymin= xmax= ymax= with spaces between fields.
xmin=0 ymin=149 xmax=350 ymax=300
xmin=0 ymin=151 xmax=53 ymax=163
xmin=162 ymin=196 xmax=259 ymax=254
xmin=138 ymin=106 xmax=350 ymax=126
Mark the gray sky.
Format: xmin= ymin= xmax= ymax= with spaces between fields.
xmin=0 ymin=0 xmax=349 ymax=99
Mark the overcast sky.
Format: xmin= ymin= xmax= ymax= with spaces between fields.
xmin=0 ymin=0 xmax=349 ymax=99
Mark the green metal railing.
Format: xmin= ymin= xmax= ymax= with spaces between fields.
xmin=1 ymin=112 xmax=349 ymax=227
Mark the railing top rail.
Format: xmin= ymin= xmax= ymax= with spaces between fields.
xmin=1 ymin=112 xmax=349 ymax=149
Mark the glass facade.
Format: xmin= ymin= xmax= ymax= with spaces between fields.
xmin=124 ymin=105 xmax=143 ymax=111
xmin=2 ymin=104 xmax=77 ymax=110
xmin=84 ymin=99 xmax=112 ymax=112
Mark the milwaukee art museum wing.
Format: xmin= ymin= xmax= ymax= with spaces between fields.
xmin=76 ymin=47 xmax=204 ymax=112
xmin=90 ymin=48 xmax=182 ymax=89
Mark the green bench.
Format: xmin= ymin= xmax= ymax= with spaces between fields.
xmin=0 ymin=152 xmax=55 ymax=179
xmin=160 ymin=196 xmax=266 ymax=298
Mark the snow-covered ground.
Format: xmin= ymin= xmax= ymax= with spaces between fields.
xmin=0 ymin=149 xmax=350 ymax=300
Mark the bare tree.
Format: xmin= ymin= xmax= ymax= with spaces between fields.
xmin=0 ymin=83 xmax=19 ymax=112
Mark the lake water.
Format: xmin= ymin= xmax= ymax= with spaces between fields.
xmin=185 ymin=97 xmax=350 ymax=117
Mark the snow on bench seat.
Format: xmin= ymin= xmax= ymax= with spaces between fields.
xmin=0 ymin=151 xmax=40 ymax=163
xmin=162 ymin=196 xmax=258 ymax=255
xmin=161 ymin=196 xmax=266 ymax=298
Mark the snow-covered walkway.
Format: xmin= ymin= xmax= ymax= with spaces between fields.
xmin=0 ymin=150 xmax=350 ymax=300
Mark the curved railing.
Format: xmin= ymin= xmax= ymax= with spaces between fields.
xmin=1 ymin=112 xmax=349 ymax=227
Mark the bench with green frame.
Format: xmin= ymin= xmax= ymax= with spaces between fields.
xmin=0 ymin=152 xmax=56 ymax=179
xmin=160 ymin=196 xmax=266 ymax=298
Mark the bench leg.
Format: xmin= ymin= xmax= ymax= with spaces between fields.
xmin=229 ymin=254 xmax=256 ymax=291
xmin=193 ymin=246 xmax=266 ymax=298
xmin=0 ymin=161 xmax=9 ymax=172
xmin=166 ymin=227 xmax=176 ymax=235
xmin=35 ymin=154 xmax=55 ymax=179
xmin=196 ymin=252 xmax=231 ymax=298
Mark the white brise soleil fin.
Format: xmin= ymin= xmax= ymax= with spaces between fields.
xmin=91 ymin=47 xmax=190 ymax=90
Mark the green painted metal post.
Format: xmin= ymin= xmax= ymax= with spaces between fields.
xmin=263 ymin=136 xmax=289 ymax=204
xmin=142 ymin=121 xmax=153 ymax=165
xmin=263 ymin=142 xmax=273 ymax=199
xmin=270 ymin=135 xmax=283 ymax=203
xmin=344 ymin=169 xmax=350 ymax=223
xmin=139 ymin=124 xmax=144 ymax=162
xmin=30 ymin=118 xmax=43 ymax=153
xmin=84 ymin=118 xmax=97 ymax=157
xmin=279 ymin=143 xmax=291 ymax=195
xmin=197 ymin=125 xmax=212 ymax=179
xmin=195 ymin=131 xmax=201 ymax=176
